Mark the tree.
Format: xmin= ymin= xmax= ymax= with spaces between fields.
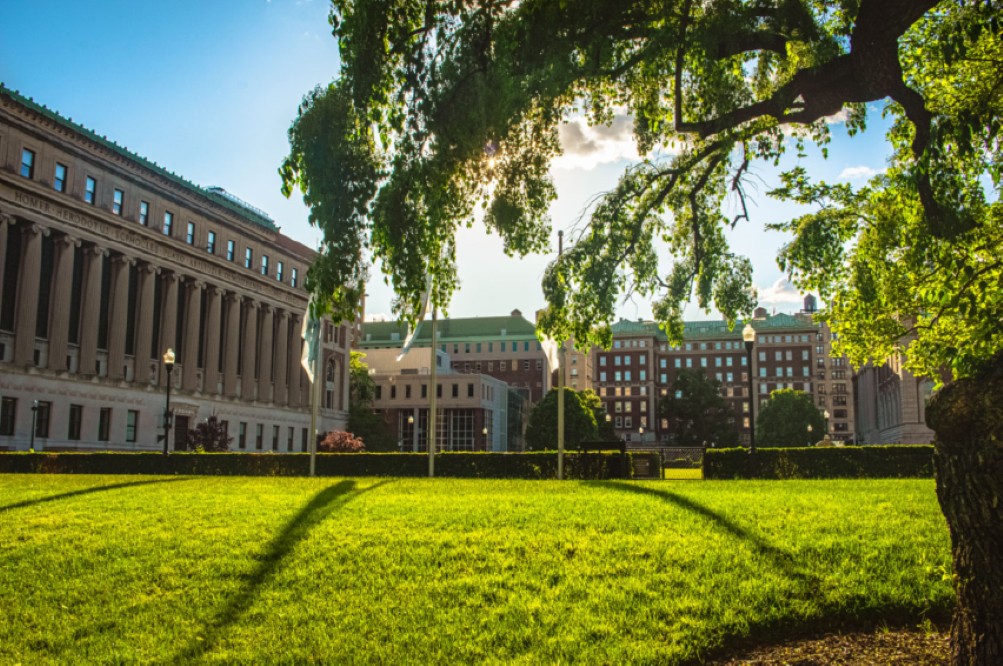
xmin=284 ymin=3 xmax=1002 ymax=660
xmin=579 ymin=388 xmax=618 ymax=442
xmin=754 ymin=389 xmax=826 ymax=448
xmin=318 ymin=430 xmax=366 ymax=453
xmin=346 ymin=351 xmax=397 ymax=451
xmin=187 ymin=415 xmax=232 ymax=452
xmin=659 ymin=370 xmax=738 ymax=448
xmin=525 ymin=388 xmax=598 ymax=451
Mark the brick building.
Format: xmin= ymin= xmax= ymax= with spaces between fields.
xmin=0 ymin=85 xmax=353 ymax=452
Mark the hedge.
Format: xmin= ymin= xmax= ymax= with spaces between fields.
xmin=0 ymin=450 xmax=643 ymax=480
xmin=703 ymin=445 xmax=935 ymax=480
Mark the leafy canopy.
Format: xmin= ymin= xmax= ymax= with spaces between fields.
xmin=525 ymin=388 xmax=599 ymax=451
xmin=283 ymin=0 xmax=1000 ymax=375
xmin=659 ymin=369 xmax=739 ymax=448
xmin=755 ymin=388 xmax=827 ymax=448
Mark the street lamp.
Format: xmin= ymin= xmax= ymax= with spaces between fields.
xmin=29 ymin=400 xmax=38 ymax=452
xmin=807 ymin=423 xmax=813 ymax=447
xmin=162 ymin=348 xmax=175 ymax=455
xmin=742 ymin=323 xmax=756 ymax=454
xmin=482 ymin=426 xmax=489 ymax=450
xmin=823 ymin=410 xmax=830 ymax=438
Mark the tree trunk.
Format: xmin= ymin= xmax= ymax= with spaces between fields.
xmin=926 ymin=354 xmax=1003 ymax=665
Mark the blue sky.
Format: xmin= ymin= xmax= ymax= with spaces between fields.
xmin=1 ymin=0 xmax=894 ymax=322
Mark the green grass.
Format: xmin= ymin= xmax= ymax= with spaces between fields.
xmin=663 ymin=467 xmax=703 ymax=480
xmin=0 ymin=475 xmax=952 ymax=664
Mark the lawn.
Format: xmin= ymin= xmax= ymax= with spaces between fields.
xmin=0 ymin=475 xmax=952 ymax=664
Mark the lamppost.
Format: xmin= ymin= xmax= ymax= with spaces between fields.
xmin=823 ymin=410 xmax=830 ymax=438
xmin=742 ymin=323 xmax=756 ymax=454
xmin=807 ymin=423 xmax=813 ymax=447
xmin=162 ymin=348 xmax=175 ymax=455
xmin=29 ymin=400 xmax=38 ymax=452
xmin=408 ymin=413 xmax=416 ymax=452
xmin=639 ymin=426 xmax=645 ymax=443
xmin=482 ymin=426 xmax=489 ymax=451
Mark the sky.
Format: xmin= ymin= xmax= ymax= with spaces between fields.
xmin=0 ymin=0 xmax=895 ymax=323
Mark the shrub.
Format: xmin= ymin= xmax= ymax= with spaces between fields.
xmin=187 ymin=415 xmax=232 ymax=452
xmin=318 ymin=431 xmax=366 ymax=453
xmin=703 ymin=445 xmax=935 ymax=480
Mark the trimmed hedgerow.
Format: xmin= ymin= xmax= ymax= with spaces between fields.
xmin=0 ymin=451 xmax=638 ymax=480
xmin=703 ymin=445 xmax=935 ymax=480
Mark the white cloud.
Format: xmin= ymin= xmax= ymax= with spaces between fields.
xmin=756 ymin=277 xmax=812 ymax=312
xmin=364 ymin=312 xmax=391 ymax=322
xmin=553 ymin=114 xmax=641 ymax=171
xmin=838 ymin=165 xmax=883 ymax=180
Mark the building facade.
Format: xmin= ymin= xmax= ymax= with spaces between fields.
xmin=853 ymin=357 xmax=935 ymax=444
xmin=593 ymin=307 xmax=858 ymax=445
xmin=0 ymin=85 xmax=352 ymax=452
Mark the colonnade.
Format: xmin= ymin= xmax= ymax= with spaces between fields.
xmin=0 ymin=215 xmax=312 ymax=408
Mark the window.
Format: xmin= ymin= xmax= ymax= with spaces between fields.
xmin=113 ymin=189 xmax=124 ymax=215
xmin=272 ymin=425 xmax=280 ymax=451
xmin=186 ymin=221 xmax=196 ymax=245
xmin=0 ymin=398 xmax=16 ymax=436
xmin=452 ymin=384 xmax=459 ymax=398
xmin=468 ymin=383 xmax=474 ymax=397
xmin=238 ymin=422 xmax=247 ymax=449
xmin=276 ymin=261 xmax=284 ymax=282
xmin=226 ymin=240 xmax=235 ymax=261
xmin=20 ymin=148 xmax=35 ymax=178
xmin=207 ymin=230 xmax=217 ymax=254
xmin=85 ymin=176 xmax=97 ymax=204
xmin=163 ymin=211 xmax=173 ymax=236
xmin=287 ymin=426 xmax=295 ymax=451
xmin=98 ymin=408 xmax=111 ymax=441
xmin=245 ymin=247 xmax=253 ymax=269
xmin=261 ymin=255 xmax=269 ymax=276
xmin=126 ymin=410 xmax=138 ymax=443
xmin=139 ymin=200 xmax=149 ymax=226
xmin=523 ymin=360 xmax=530 ymax=371
xmin=291 ymin=268 xmax=299 ymax=288
xmin=614 ymin=371 xmax=622 ymax=382
xmin=54 ymin=163 xmax=68 ymax=192
xmin=67 ymin=404 xmax=83 ymax=440
xmin=33 ymin=401 xmax=52 ymax=438
xmin=255 ymin=424 xmax=264 ymax=449
xmin=599 ymin=371 xmax=607 ymax=382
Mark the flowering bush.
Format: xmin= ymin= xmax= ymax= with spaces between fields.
xmin=318 ymin=430 xmax=366 ymax=453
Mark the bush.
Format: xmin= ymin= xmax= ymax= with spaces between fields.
xmin=187 ymin=415 xmax=232 ymax=452
xmin=703 ymin=445 xmax=935 ymax=480
xmin=0 ymin=451 xmax=639 ymax=479
xmin=318 ymin=431 xmax=366 ymax=453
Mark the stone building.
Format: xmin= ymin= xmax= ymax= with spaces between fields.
xmin=0 ymin=85 xmax=352 ymax=452
xmin=853 ymin=357 xmax=935 ymax=444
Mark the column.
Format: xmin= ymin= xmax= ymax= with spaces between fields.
xmin=0 ymin=214 xmax=11 ymax=318
xmin=159 ymin=272 xmax=180 ymax=385
xmin=241 ymin=299 xmax=259 ymax=401
xmin=203 ymin=285 xmax=222 ymax=394
xmin=273 ymin=309 xmax=289 ymax=406
xmin=78 ymin=245 xmax=106 ymax=376
xmin=287 ymin=313 xmax=302 ymax=407
xmin=182 ymin=279 xmax=203 ymax=392
xmin=133 ymin=264 xmax=157 ymax=384
xmin=106 ymin=254 xmax=132 ymax=380
xmin=13 ymin=224 xmax=44 ymax=367
xmin=46 ymin=235 xmax=77 ymax=372
xmin=223 ymin=292 xmax=240 ymax=397
xmin=258 ymin=304 xmax=274 ymax=403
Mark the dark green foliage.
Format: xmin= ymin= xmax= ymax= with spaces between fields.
xmin=755 ymin=389 xmax=826 ymax=447
xmin=0 ymin=451 xmax=637 ymax=480
xmin=525 ymin=388 xmax=599 ymax=451
xmin=659 ymin=369 xmax=739 ymax=448
xmin=703 ymin=446 xmax=935 ymax=480
xmin=347 ymin=351 xmax=398 ymax=451
xmin=186 ymin=415 xmax=232 ymax=452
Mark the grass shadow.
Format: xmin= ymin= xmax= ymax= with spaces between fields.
xmin=173 ymin=479 xmax=391 ymax=663
xmin=0 ymin=477 xmax=194 ymax=512
xmin=593 ymin=482 xmax=952 ymax=664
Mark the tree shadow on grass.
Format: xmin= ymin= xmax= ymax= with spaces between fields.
xmin=0 ymin=477 xmax=194 ymax=512
xmin=592 ymin=482 xmax=952 ymax=664
xmin=173 ymin=479 xmax=391 ymax=663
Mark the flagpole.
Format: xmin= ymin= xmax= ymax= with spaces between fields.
xmin=309 ymin=319 xmax=320 ymax=478
xmin=428 ymin=304 xmax=438 ymax=478
xmin=557 ymin=231 xmax=565 ymax=481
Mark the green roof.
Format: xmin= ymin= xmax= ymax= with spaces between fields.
xmin=0 ymin=84 xmax=278 ymax=232
xmin=360 ymin=314 xmax=538 ymax=346
xmin=612 ymin=313 xmax=817 ymax=340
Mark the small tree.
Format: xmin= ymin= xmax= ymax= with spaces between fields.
xmin=318 ymin=430 xmax=366 ymax=453
xmin=525 ymin=388 xmax=598 ymax=451
xmin=579 ymin=388 xmax=618 ymax=442
xmin=755 ymin=389 xmax=826 ymax=448
xmin=187 ymin=415 xmax=232 ymax=452
xmin=659 ymin=370 xmax=738 ymax=448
